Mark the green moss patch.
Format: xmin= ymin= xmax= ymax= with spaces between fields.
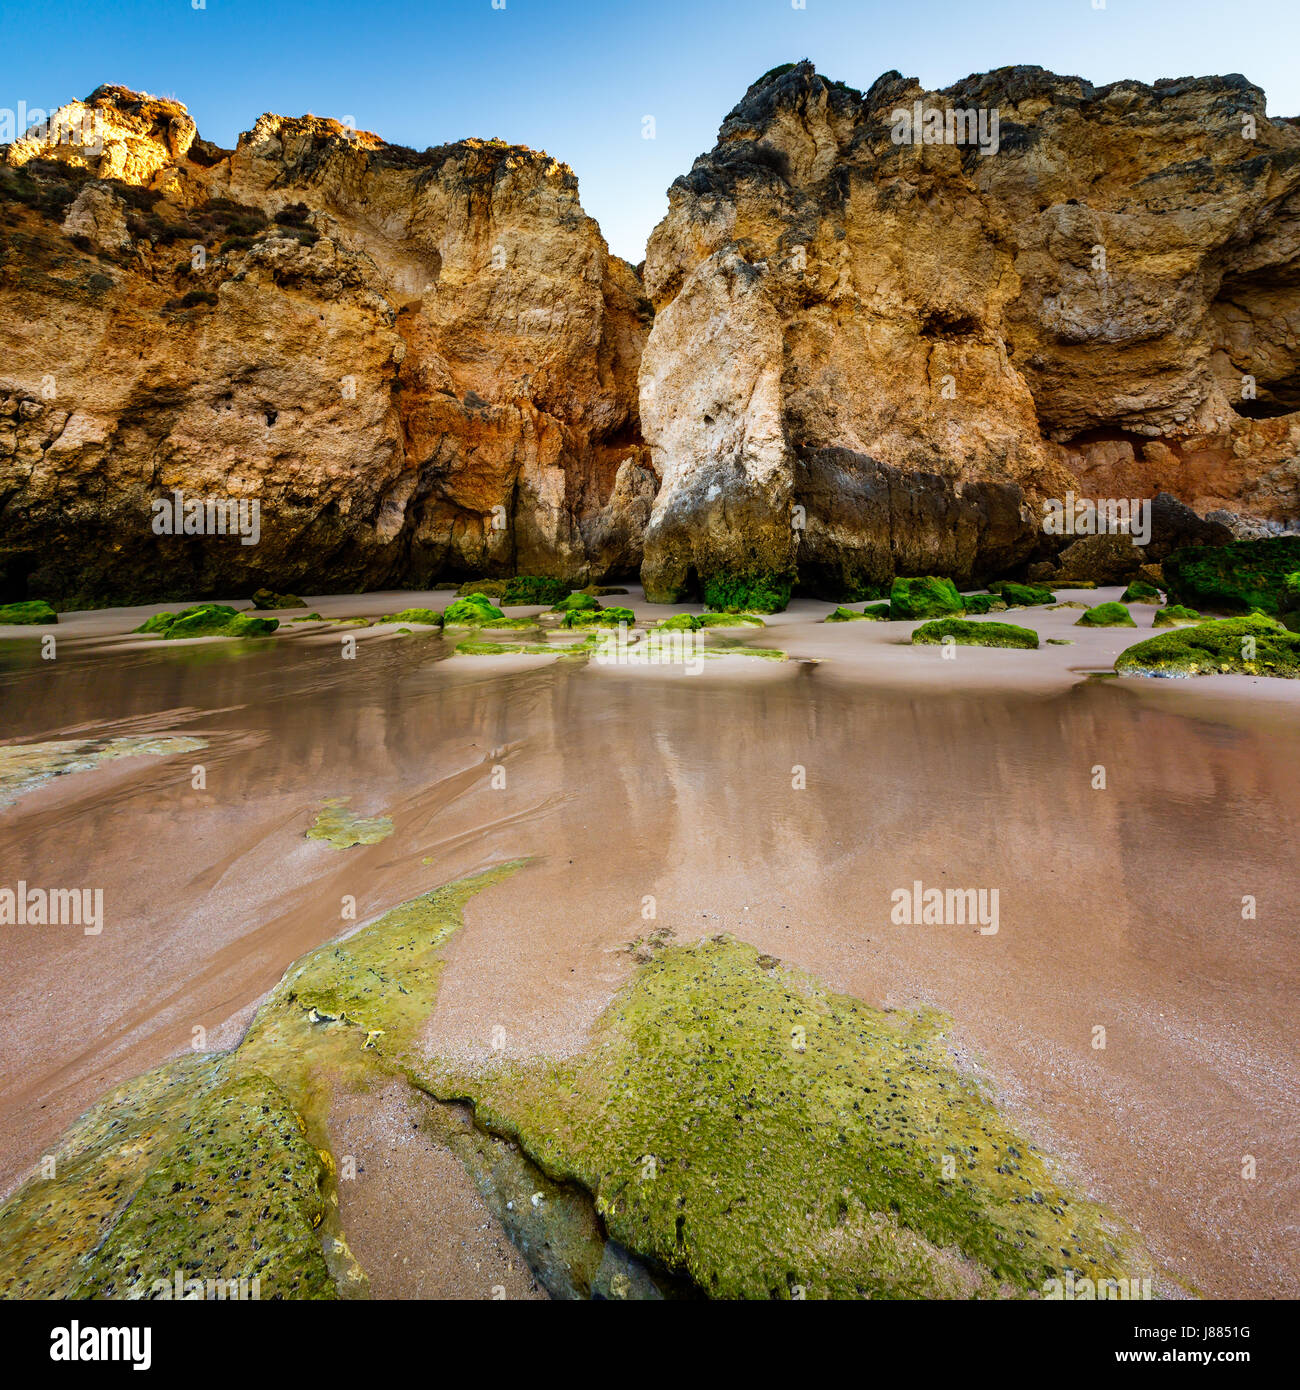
xmin=1119 ymin=581 xmax=1161 ymax=604
xmin=703 ymin=572 xmax=792 ymax=615
xmin=442 ymin=594 xmax=505 ymax=625
xmin=1115 ymin=614 xmax=1300 ymax=679
xmin=563 ymin=606 xmax=636 ymax=629
xmin=501 ymin=576 xmax=570 ymax=606
xmin=959 ymin=593 xmax=1007 ymax=615
xmin=134 ymin=603 xmax=278 ymax=639
xmin=305 ymin=798 xmax=394 ymax=849
xmin=1076 ymin=603 xmax=1136 ymax=628
xmin=889 ymin=577 xmax=963 ymax=621
xmin=911 ymin=618 xmax=1039 ymax=650
xmin=552 ymin=592 xmax=600 ymax=613
xmin=382 ymin=607 xmax=444 ymax=627
xmin=0 ymin=735 xmax=207 ymax=810
xmin=991 ymin=582 xmax=1055 ymax=608
xmin=0 ymin=599 xmax=57 ymax=624
xmin=1163 ymin=537 xmax=1300 ymax=616
xmin=426 ymin=937 xmax=1141 ymax=1299
xmin=1152 ymin=605 xmax=1201 ymax=628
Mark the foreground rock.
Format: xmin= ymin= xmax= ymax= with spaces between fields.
xmin=911 ymin=617 xmax=1040 ymax=649
xmin=1116 ymin=614 xmax=1300 ymax=678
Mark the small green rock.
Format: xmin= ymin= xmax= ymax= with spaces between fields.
xmin=1076 ymin=603 xmax=1136 ymax=628
xmin=911 ymin=618 xmax=1039 ymax=649
xmin=889 ymin=576 xmax=964 ymax=620
xmin=0 ymin=599 xmax=57 ymax=625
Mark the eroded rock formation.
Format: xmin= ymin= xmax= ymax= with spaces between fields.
xmin=0 ymin=88 xmax=651 ymax=604
xmin=639 ymin=62 xmax=1300 ymax=602
xmin=3 ymin=66 xmax=1299 ymax=608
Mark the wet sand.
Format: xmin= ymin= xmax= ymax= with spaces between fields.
xmin=1 ymin=586 xmax=1297 ymax=1297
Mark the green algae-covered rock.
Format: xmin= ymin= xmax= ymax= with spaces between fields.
xmin=1119 ymin=580 xmax=1162 ymax=604
xmin=563 ymin=606 xmax=636 ymax=628
xmin=911 ymin=618 xmax=1039 ymax=649
xmin=889 ymin=576 xmax=964 ymax=620
xmin=0 ymin=1055 xmax=333 ymax=1300
xmin=1163 ymin=536 xmax=1300 ymax=615
xmin=825 ymin=606 xmax=873 ymax=622
xmin=306 ymin=797 xmax=394 ymax=848
xmin=135 ymin=603 xmax=278 ymax=639
xmin=430 ymin=937 xmax=1143 ymax=1299
xmin=1152 ymin=605 xmax=1202 ymax=628
xmin=0 ymin=599 xmax=57 ymax=624
xmin=382 ymin=608 xmax=444 ymax=627
xmin=992 ymin=582 xmax=1055 ymax=608
xmin=579 ymin=585 xmax=629 ymax=597
xmin=703 ymin=572 xmax=791 ymax=615
xmin=251 ymin=588 xmax=307 ymax=610
xmin=656 ymin=612 xmax=701 ymax=630
xmin=1076 ymin=602 xmax=1136 ymax=628
xmin=959 ymin=593 xmax=1008 ymax=615
xmin=443 ymin=594 xmax=505 ymax=625
xmin=501 ymin=576 xmax=570 ymax=606
xmin=1115 ymin=614 xmax=1300 ymax=679
xmin=552 ymin=591 xmax=601 ymax=612
xmin=697 ymin=612 xmax=764 ymax=628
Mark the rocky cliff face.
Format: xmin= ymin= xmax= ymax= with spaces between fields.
xmin=639 ymin=62 xmax=1300 ymax=602
xmin=0 ymin=88 xmax=651 ymax=605
xmin=3 ymin=68 xmax=1299 ymax=608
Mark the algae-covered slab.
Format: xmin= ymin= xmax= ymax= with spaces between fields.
xmin=911 ymin=618 xmax=1039 ymax=650
xmin=133 ymin=603 xmax=278 ymax=640
xmin=0 ymin=599 xmax=57 ymax=625
xmin=425 ymin=937 xmax=1144 ymax=1300
xmin=0 ymin=1055 xmax=333 ymax=1300
xmin=1115 ymin=614 xmax=1300 ymax=679
xmin=0 ymin=735 xmax=207 ymax=810
xmin=305 ymin=797 xmax=393 ymax=849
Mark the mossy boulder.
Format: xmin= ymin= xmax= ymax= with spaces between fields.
xmin=888 ymin=576 xmax=964 ymax=620
xmin=959 ymin=593 xmax=1007 ymax=615
xmin=1075 ymin=603 xmax=1136 ymax=628
xmin=431 ymin=937 xmax=1144 ymax=1299
xmin=1152 ymin=605 xmax=1202 ymax=628
xmin=991 ymin=582 xmax=1055 ymax=608
xmin=134 ymin=603 xmax=278 ymax=639
xmin=251 ymin=589 xmax=307 ymax=610
xmin=552 ymin=591 xmax=600 ymax=613
xmin=825 ymin=606 xmax=874 ymax=622
xmin=1119 ymin=580 xmax=1162 ymax=604
xmin=656 ymin=613 xmax=701 ymax=631
xmin=1163 ymin=537 xmax=1300 ymax=616
xmin=442 ymin=594 xmax=505 ymax=625
xmin=562 ymin=606 xmax=636 ymax=629
xmin=382 ymin=608 xmax=444 ymax=627
xmin=1115 ymin=614 xmax=1300 ymax=679
xmin=501 ymin=576 xmax=570 ymax=606
xmin=911 ymin=618 xmax=1039 ymax=649
xmin=697 ymin=612 xmax=765 ymax=628
xmin=0 ymin=599 xmax=57 ymax=624
xmin=703 ymin=572 xmax=791 ymax=615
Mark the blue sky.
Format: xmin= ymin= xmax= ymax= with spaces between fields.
xmin=2 ymin=0 xmax=1298 ymax=262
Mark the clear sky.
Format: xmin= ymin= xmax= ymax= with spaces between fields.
xmin=2 ymin=0 xmax=1298 ymax=263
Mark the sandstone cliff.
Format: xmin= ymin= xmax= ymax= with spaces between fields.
xmin=0 ymin=87 xmax=651 ymax=605
xmin=639 ymin=62 xmax=1300 ymax=603
xmin=3 ymin=68 xmax=1299 ymax=610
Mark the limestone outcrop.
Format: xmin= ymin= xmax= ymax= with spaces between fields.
xmin=0 ymin=87 xmax=651 ymax=605
xmin=638 ymin=62 xmax=1300 ymax=602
